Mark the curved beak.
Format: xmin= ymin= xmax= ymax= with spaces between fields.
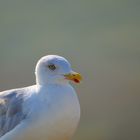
xmin=64 ymin=71 xmax=82 ymax=83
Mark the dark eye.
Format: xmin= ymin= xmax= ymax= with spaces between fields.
xmin=48 ymin=64 xmax=56 ymax=70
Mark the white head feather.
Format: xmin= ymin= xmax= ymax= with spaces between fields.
xmin=35 ymin=55 xmax=72 ymax=85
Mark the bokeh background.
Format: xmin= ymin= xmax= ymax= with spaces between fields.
xmin=0 ymin=0 xmax=140 ymax=140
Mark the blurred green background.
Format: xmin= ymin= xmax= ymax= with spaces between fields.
xmin=0 ymin=0 xmax=140 ymax=140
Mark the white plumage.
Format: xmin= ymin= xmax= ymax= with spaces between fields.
xmin=0 ymin=55 xmax=82 ymax=140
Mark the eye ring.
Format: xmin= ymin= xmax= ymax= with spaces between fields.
xmin=48 ymin=64 xmax=56 ymax=71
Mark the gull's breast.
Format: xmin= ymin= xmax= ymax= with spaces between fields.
xmin=27 ymin=85 xmax=80 ymax=140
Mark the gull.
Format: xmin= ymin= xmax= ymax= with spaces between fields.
xmin=0 ymin=55 xmax=82 ymax=140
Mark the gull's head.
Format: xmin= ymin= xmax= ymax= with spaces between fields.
xmin=35 ymin=55 xmax=82 ymax=85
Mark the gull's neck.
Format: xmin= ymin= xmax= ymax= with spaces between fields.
xmin=36 ymin=76 xmax=70 ymax=87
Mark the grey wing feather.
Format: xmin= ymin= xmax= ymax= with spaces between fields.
xmin=0 ymin=90 xmax=27 ymax=137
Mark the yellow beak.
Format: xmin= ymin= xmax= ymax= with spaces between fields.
xmin=64 ymin=72 xmax=82 ymax=83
